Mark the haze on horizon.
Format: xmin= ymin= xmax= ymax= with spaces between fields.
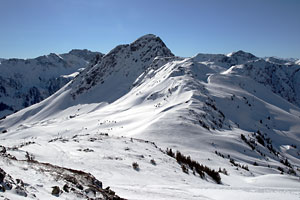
xmin=0 ymin=0 xmax=299 ymax=59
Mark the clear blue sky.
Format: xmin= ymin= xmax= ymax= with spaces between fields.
xmin=0 ymin=0 xmax=299 ymax=59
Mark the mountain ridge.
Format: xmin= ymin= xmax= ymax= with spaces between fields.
xmin=0 ymin=34 xmax=299 ymax=199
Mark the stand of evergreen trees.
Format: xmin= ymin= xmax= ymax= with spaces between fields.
xmin=166 ymin=148 xmax=222 ymax=184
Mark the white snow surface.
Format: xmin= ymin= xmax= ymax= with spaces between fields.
xmin=0 ymin=35 xmax=299 ymax=199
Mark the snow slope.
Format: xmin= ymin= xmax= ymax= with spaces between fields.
xmin=0 ymin=35 xmax=299 ymax=199
xmin=0 ymin=50 xmax=103 ymax=118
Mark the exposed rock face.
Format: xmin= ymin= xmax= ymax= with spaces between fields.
xmin=0 ymin=153 xmax=125 ymax=200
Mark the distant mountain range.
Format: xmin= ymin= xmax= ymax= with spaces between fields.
xmin=0 ymin=49 xmax=103 ymax=118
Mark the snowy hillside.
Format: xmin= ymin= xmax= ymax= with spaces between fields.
xmin=225 ymin=59 xmax=300 ymax=107
xmin=0 ymin=35 xmax=299 ymax=199
xmin=0 ymin=50 xmax=103 ymax=118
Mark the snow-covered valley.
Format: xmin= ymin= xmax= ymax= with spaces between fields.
xmin=0 ymin=34 xmax=299 ymax=199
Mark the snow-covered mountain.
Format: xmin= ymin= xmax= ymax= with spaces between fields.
xmin=0 ymin=50 xmax=103 ymax=118
xmin=227 ymin=59 xmax=300 ymax=107
xmin=0 ymin=35 xmax=299 ymax=199
xmin=264 ymin=56 xmax=300 ymax=65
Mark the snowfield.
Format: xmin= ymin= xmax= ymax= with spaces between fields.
xmin=0 ymin=34 xmax=299 ymax=199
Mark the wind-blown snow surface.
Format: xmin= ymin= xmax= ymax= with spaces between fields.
xmin=0 ymin=35 xmax=299 ymax=199
xmin=0 ymin=49 xmax=103 ymax=118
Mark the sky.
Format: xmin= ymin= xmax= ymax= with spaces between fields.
xmin=0 ymin=0 xmax=299 ymax=59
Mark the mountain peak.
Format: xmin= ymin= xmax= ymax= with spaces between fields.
xmin=132 ymin=34 xmax=162 ymax=44
xmin=134 ymin=34 xmax=158 ymax=41
xmin=132 ymin=34 xmax=164 ymax=45
xmin=69 ymin=49 xmax=90 ymax=53
xmin=70 ymin=35 xmax=174 ymax=100
xmin=129 ymin=34 xmax=174 ymax=57
xmin=65 ymin=49 xmax=104 ymax=61
xmin=228 ymin=50 xmax=257 ymax=59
